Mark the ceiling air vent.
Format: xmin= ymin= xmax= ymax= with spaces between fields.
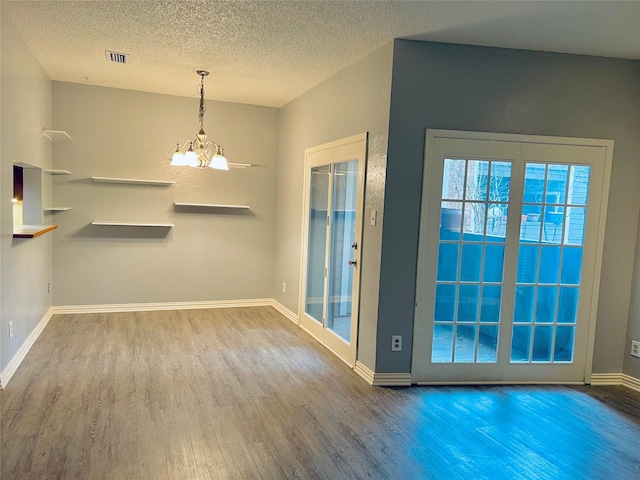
xmin=105 ymin=50 xmax=129 ymax=64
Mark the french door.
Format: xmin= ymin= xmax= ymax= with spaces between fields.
xmin=299 ymin=133 xmax=366 ymax=366
xmin=412 ymin=130 xmax=613 ymax=384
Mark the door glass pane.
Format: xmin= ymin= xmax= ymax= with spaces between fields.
xmin=304 ymin=166 xmax=329 ymax=323
xmin=326 ymin=160 xmax=358 ymax=343
xmin=433 ymin=159 xmax=511 ymax=363
xmin=511 ymin=163 xmax=591 ymax=363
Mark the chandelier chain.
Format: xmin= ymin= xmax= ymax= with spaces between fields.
xmin=198 ymin=73 xmax=206 ymax=132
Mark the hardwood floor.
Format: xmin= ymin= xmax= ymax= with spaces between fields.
xmin=2 ymin=306 xmax=640 ymax=479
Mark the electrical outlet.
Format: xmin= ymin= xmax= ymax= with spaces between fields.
xmin=392 ymin=335 xmax=402 ymax=352
xmin=282 ymin=282 xmax=286 ymax=293
xmin=631 ymin=340 xmax=640 ymax=358
xmin=9 ymin=321 xmax=13 ymax=339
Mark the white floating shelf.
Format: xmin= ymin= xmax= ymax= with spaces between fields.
xmin=13 ymin=224 xmax=58 ymax=238
xmin=228 ymin=163 xmax=253 ymax=169
xmin=42 ymin=129 xmax=72 ymax=141
xmin=44 ymin=207 xmax=71 ymax=212
xmin=91 ymin=176 xmax=174 ymax=186
xmin=44 ymin=169 xmax=72 ymax=175
xmin=91 ymin=221 xmax=174 ymax=227
xmin=174 ymin=202 xmax=250 ymax=209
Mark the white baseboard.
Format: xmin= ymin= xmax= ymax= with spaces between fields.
xmin=353 ymin=362 xmax=411 ymax=386
xmin=354 ymin=361 xmax=375 ymax=384
xmin=52 ymin=298 xmax=273 ymax=314
xmin=590 ymin=373 xmax=640 ymax=393
xmin=271 ymin=300 xmax=298 ymax=324
xmin=1 ymin=307 xmax=53 ymax=389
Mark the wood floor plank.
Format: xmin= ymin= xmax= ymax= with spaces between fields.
xmin=2 ymin=306 xmax=640 ymax=479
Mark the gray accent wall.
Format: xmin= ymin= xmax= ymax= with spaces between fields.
xmin=51 ymin=83 xmax=278 ymax=306
xmin=1 ymin=11 xmax=53 ymax=372
xmin=376 ymin=39 xmax=640 ymax=374
xmin=273 ymin=43 xmax=393 ymax=369
xmin=626 ymin=215 xmax=640 ymax=378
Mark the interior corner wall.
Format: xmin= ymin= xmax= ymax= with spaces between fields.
xmin=625 ymin=213 xmax=640 ymax=378
xmin=1 ymin=11 xmax=53 ymax=372
xmin=377 ymin=39 xmax=640 ymax=374
xmin=273 ymin=42 xmax=393 ymax=370
xmin=51 ymin=82 xmax=278 ymax=306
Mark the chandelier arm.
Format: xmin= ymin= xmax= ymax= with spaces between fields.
xmin=176 ymin=139 xmax=195 ymax=151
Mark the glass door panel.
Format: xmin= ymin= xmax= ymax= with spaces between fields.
xmin=327 ymin=160 xmax=358 ymax=342
xmin=304 ymin=165 xmax=330 ymax=323
xmin=432 ymin=159 xmax=512 ymax=364
xmin=511 ymin=163 xmax=591 ymax=363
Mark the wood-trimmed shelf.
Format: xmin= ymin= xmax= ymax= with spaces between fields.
xmin=91 ymin=221 xmax=174 ymax=227
xmin=228 ymin=163 xmax=253 ymax=169
xmin=13 ymin=224 xmax=58 ymax=238
xmin=42 ymin=129 xmax=72 ymax=141
xmin=174 ymin=202 xmax=250 ymax=209
xmin=44 ymin=207 xmax=71 ymax=212
xmin=91 ymin=176 xmax=174 ymax=186
xmin=44 ymin=169 xmax=72 ymax=175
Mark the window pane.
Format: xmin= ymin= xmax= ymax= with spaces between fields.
xmin=535 ymin=287 xmax=557 ymax=323
xmin=432 ymin=325 xmax=454 ymax=363
xmin=454 ymin=325 xmax=476 ymax=362
xmin=487 ymin=204 xmax=508 ymax=238
xmin=558 ymin=288 xmax=579 ymax=324
xmin=442 ymin=159 xmax=466 ymax=200
xmin=554 ymin=326 xmax=575 ymax=362
xmin=541 ymin=208 xmax=564 ymax=244
xmin=440 ymin=202 xmax=462 ymax=239
xmin=489 ymin=162 xmax=512 ymax=203
xmin=463 ymin=203 xmax=486 ymax=237
xmin=539 ymin=246 xmax=560 ymax=284
xmin=434 ymin=284 xmax=456 ymax=322
xmin=458 ymin=285 xmax=479 ymax=322
xmin=565 ymin=207 xmax=586 ymax=245
xmin=517 ymin=245 xmax=538 ymax=283
xmin=483 ymin=245 xmax=505 ymax=282
xmin=568 ymin=166 xmax=590 ymax=205
xmin=561 ymin=248 xmax=583 ymax=284
xmin=520 ymin=207 xmax=542 ymax=242
xmin=478 ymin=326 xmax=498 ymax=363
xmin=437 ymin=244 xmax=458 ymax=281
xmin=480 ymin=286 xmax=501 ymax=323
xmin=532 ymin=326 xmax=553 ymax=362
xmin=465 ymin=160 xmax=489 ymax=201
xmin=514 ymin=286 xmax=535 ymax=323
xmin=511 ymin=326 xmax=531 ymax=362
xmin=524 ymin=163 xmax=546 ymax=204
xmin=460 ymin=244 xmax=482 ymax=281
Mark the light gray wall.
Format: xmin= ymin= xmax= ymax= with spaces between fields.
xmin=51 ymin=82 xmax=278 ymax=306
xmin=626 ymin=215 xmax=640 ymax=378
xmin=273 ymin=42 xmax=393 ymax=369
xmin=377 ymin=39 xmax=640 ymax=374
xmin=1 ymin=11 xmax=53 ymax=371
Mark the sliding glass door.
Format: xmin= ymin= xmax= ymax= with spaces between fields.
xmin=300 ymin=134 xmax=366 ymax=366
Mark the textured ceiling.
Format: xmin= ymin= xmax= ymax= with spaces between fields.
xmin=3 ymin=1 xmax=640 ymax=107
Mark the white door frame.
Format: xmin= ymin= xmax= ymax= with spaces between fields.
xmin=298 ymin=133 xmax=367 ymax=367
xmin=412 ymin=129 xmax=613 ymax=384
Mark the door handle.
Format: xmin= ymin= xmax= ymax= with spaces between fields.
xmin=348 ymin=260 xmax=357 ymax=267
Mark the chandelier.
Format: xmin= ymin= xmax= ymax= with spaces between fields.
xmin=170 ymin=70 xmax=228 ymax=170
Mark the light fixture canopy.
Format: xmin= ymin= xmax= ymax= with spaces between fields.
xmin=170 ymin=70 xmax=229 ymax=170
